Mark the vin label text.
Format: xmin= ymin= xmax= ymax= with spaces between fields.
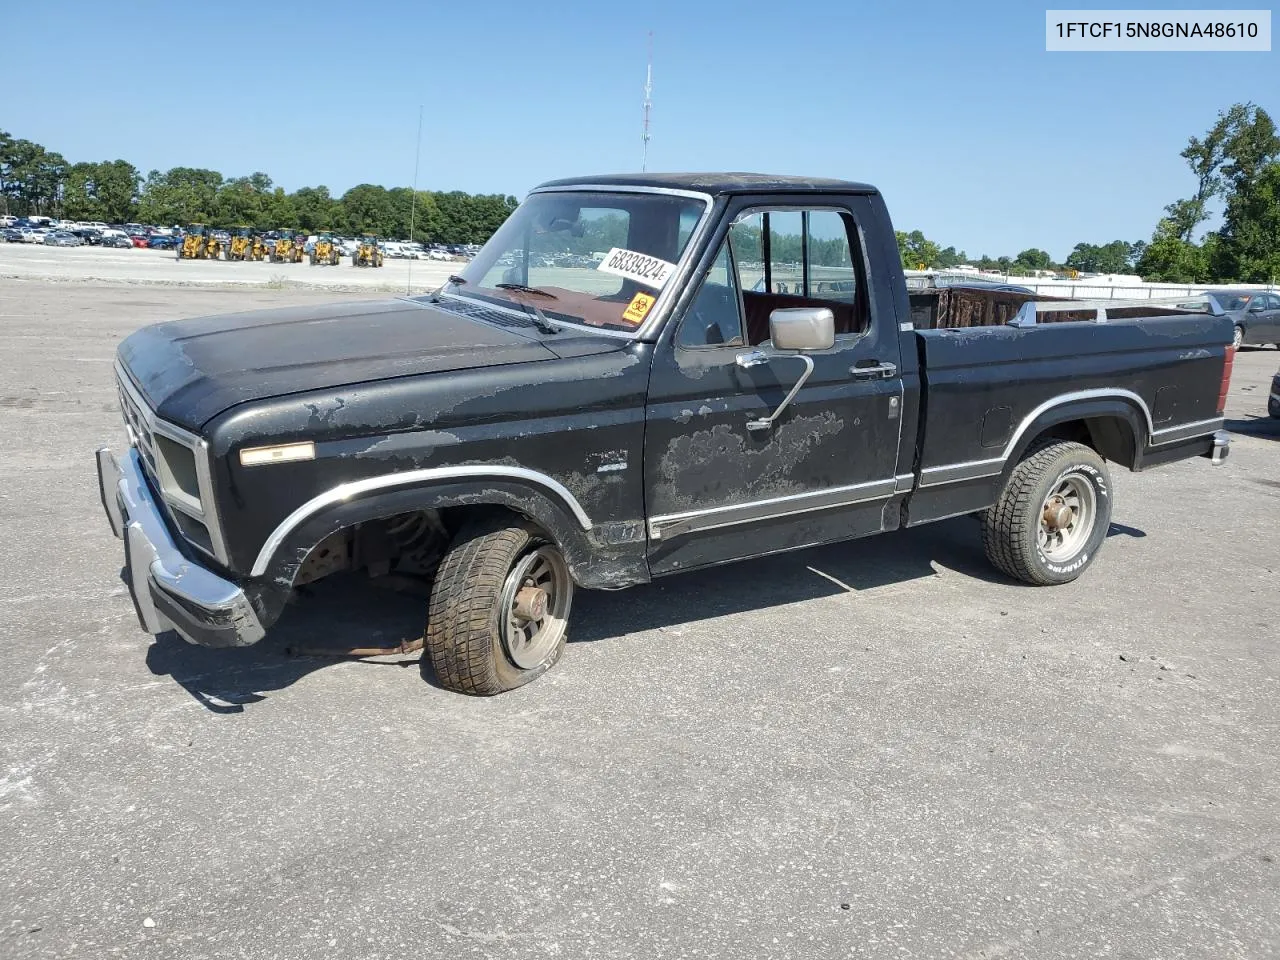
xmin=1046 ymin=10 xmax=1271 ymax=50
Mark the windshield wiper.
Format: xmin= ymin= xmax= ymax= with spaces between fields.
xmin=495 ymin=282 xmax=557 ymax=299
xmin=494 ymin=283 xmax=561 ymax=334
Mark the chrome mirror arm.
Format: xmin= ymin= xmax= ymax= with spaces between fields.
xmin=735 ymin=350 xmax=815 ymax=431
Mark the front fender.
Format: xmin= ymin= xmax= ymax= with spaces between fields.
xmin=252 ymin=474 xmax=650 ymax=605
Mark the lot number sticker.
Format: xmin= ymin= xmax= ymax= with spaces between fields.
xmin=621 ymin=291 xmax=657 ymax=325
xmin=597 ymin=247 xmax=677 ymax=289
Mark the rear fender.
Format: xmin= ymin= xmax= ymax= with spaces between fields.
xmin=1003 ymin=397 xmax=1148 ymax=478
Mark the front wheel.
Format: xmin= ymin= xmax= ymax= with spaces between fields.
xmin=1233 ymin=325 xmax=1245 ymax=350
xmin=981 ymin=440 xmax=1112 ymax=585
xmin=425 ymin=516 xmax=572 ymax=695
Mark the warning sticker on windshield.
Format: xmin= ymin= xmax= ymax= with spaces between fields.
xmin=596 ymin=247 xmax=677 ymax=289
xmin=621 ymin=291 xmax=657 ymax=325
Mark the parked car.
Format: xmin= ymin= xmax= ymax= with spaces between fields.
xmin=1269 ymin=366 xmax=1280 ymax=418
xmin=44 ymin=231 xmax=81 ymax=247
xmin=96 ymin=172 xmax=1234 ymax=697
xmin=21 ymin=228 xmax=47 ymax=243
xmin=147 ymin=235 xmax=177 ymax=250
xmin=0 ymin=227 xmax=22 ymax=242
xmin=129 ymin=235 xmax=150 ymax=248
xmin=1192 ymin=290 xmax=1280 ymax=349
xmin=102 ymin=234 xmax=134 ymax=249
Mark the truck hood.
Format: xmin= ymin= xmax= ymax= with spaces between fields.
xmin=118 ymin=298 xmax=572 ymax=429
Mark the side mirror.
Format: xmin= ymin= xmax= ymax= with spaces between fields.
xmin=769 ymin=307 xmax=836 ymax=351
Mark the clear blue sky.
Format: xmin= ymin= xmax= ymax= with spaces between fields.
xmin=4 ymin=0 xmax=1275 ymax=259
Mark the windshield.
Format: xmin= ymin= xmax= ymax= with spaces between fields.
xmin=438 ymin=190 xmax=706 ymax=333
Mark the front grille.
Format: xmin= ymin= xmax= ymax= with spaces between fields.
xmin=115 ymin=367 xmax=227 ymax=565
xmin=118 ymin=379 xmax=158 ymax=476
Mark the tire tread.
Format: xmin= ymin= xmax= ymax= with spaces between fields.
xmin=981 ymin=439 xmax=1105 ymax=586
xmin=424 ymin=516 xmax=532 ymax=696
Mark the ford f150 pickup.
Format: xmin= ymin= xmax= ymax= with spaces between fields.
xmin=96 ymin=173 xmax=1234 ymax=695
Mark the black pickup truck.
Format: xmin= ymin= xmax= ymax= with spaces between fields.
xmin=96 ymin=173 xmax=1234 ymax=695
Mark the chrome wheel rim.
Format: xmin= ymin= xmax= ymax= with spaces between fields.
xmin=1037 ymin=472 xmax=1096 ymax=563
xmin=1233 ymin=326 xmax=1243 ymax=349
xmin=499 ymin=544 xmax=571 ymax=670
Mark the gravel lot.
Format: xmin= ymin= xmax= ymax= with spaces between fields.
xmin=0 ymin=242 xmax=456 ymax=292
xmin=1 ymin=280 xmax=1277 ymax=959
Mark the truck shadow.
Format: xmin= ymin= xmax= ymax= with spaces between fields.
xmin=1226 ymin=415 xmax=1280 ymax=441
xmin=569 ymin=516 xmax=1143 ymax=645
xmin=144 ymin=517 xmax=1147 ymax=710
xmin=143 ymin=579 xmax=424 ymax=713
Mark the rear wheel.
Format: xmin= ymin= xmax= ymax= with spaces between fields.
xmin=425 ymin=516 xmax=572 ymax=695
xmin=981 ymin=440 xmax=1112 ymax=585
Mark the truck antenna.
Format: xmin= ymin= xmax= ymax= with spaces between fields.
xmin=642 ymin=32 xmax=653 ymax=172
xmin=407 ymin=103 xmax=424 ymax=295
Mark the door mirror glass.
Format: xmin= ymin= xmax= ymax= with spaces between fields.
xmin=769 ymin=307 xmax=835 ymax=351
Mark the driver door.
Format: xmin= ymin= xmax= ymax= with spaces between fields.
xmin=643 ymin=197 xmax=905 ymax=575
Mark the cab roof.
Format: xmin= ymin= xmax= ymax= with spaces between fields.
xmin=532 ymin=172 xmax=877 ymax=197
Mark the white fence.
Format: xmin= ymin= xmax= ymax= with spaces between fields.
xmin=906 ymin=271 xmax=1278 ymax=302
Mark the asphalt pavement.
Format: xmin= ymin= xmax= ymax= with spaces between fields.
xmin=1 ymin=280 xmax=1277 ymax=959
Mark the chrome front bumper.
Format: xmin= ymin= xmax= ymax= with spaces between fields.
xmin=96 ymin=447 xmax=265 ymax=648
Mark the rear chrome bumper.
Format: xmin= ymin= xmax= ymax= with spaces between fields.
xmin=1207 ymin=429 xmax=1231 ymax=465
xmin=96 ymin=447 xmax=265 ymax=648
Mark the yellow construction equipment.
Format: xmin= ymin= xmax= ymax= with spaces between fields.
xmin=226 ymin=227 xmax=253 ymax=261
xmin=205 ymin=230 xmax=226 ymax=260
xmin=248 ymin=233 xmax=269 ymax=261
xmin=310 ymin=233 xmax=340 ymax=266
xmin=352 ymin=234 xmax=384 ymax=268
xmin=270 ymin=230 xmax=304 ymax=263
xmin=177 ymin=224 xmax=208 ymax=260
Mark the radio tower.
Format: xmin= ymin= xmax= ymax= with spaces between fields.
xmin=641 ymin=32 xmax=653 ymax=172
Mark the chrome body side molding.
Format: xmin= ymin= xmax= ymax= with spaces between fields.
xmin=648 ymin=478 xmax=898 ymax=541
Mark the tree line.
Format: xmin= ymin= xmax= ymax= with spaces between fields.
xmin=0 ymin=129 xmax=517 ymax=243
xmin=895 ymin=102 xmax=1278 ymax=284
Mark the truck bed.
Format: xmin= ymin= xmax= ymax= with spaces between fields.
xmin=903 ymin=309 xmax=1233 ymax=525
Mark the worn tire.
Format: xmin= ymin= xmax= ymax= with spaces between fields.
xmin=981 ymin=440 xmax=1112 ymax=586
xmin=424 ymin=516 xmax=571 ymax=695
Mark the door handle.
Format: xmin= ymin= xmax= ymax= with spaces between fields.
xmin=850 ymin=361 xmax=898 ymax=380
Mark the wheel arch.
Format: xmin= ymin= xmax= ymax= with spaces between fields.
xmin=1003 ymin=394 xmax=1149 ymax=478
xmin=251 ymin=470 xmax=648 ymax=596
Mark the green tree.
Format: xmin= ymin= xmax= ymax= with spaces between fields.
xmin=1014 ymin=248 xmax=1053 ymax=271
xmin=340 ymin=183 xmax=393 ymax=234
xmin=1 ymin=140 xmax=67 ymax=215
xmin=1214 ymin=161 xmax=1280 ymax=282
xmin=63 ymin=160 xmax=141 ymax=221
xmin=138 ymin=167 xmax=223 ymax=224
xmin=1135 ymin=219 xmax=1210 ymax=282
xmin=895 ymin=229 xmax=940 ymax=269
xmin=1165 ymin=103 xmax=1280 ymax=242
xmin=288 ymin=185 xmax=337 ymax=231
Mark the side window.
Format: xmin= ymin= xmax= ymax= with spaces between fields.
xmin=677 ymin=241 xmax=744 ymax=348
xmin=806 ymin=211 xmax=857 ymax=306
xmin=735 ymin=207 xmax=868 ymax=345
xmin=766 ymin=211 xmax=804 ymax=296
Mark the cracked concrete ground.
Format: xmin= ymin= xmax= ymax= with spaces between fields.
xmin=1 ymin=280 xmax=1277 ymax=959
